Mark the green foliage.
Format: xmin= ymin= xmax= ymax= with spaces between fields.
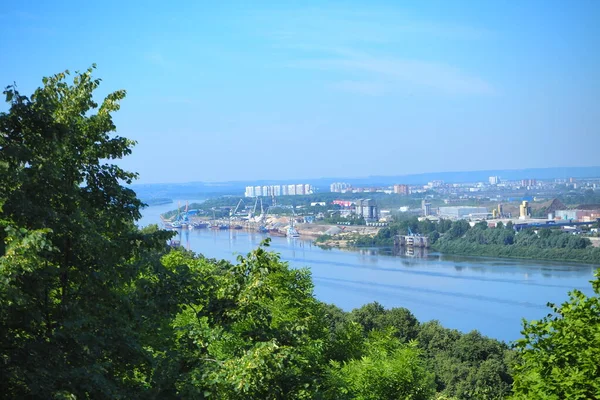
xmin=315 ymin=234 xmax=333 ymax=243
xmin=320 ymin=303 xmax=364 ymax=362
xmin=346 ymin=305 xmax=513 ymax=399
xmin=559 ymin=189 xmax=600 ymax=206
xmin=433 ymin=221 xmax=600 ymax=264
xmin=416 ymin=321 xmax=513 ymax=399
xmin=162 ymin=243 xmax=330 ymax=399
xmin=325 ymin=330 xmax=436 ymax=400
xmin=350 ymin=217 xmax=600 ymax=264
xmin=511 ymin=271 xmax=600 ymax=400
xmin=351 ymin=217 xmax=451 ymax=247
xmin=0 ymin=67 xmax=172 ymax=398
xmin=350 ymin=302 xmax=419 ymax=343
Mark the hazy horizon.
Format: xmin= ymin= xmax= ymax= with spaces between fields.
xmin=128 ymin=165 xmax=600 ymax=188
xmin=2 ymin=1 xmax=599 ymax=184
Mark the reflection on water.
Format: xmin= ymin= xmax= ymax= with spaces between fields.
xmin=139 ymin=203 xmax=598 ymax=343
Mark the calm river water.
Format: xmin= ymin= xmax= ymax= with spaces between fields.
xmin=139 ymin=201 xmax=598 ymax=343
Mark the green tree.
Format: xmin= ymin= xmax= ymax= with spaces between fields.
xmin=350 ymin=302 xmax=386 ymax=332
xmin=161 ymin=242 xmax=330 ymax=399
xmin=511 ymin=271 xmax=600 ymax=400
xmin=325 ymin=330 xmax=436 ymax=400
xmin=321 ymin=303 xmax=364 ymax=362
xmin=0 ymin=67 xmax=171 ymax=398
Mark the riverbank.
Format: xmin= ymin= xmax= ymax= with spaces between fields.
xmin=318 ymin=239 xmax=600 ymax=265
xmin=431 ymin=241 xmax=600 ymax=265
xmin=310 ymin=233 xmax=600 ymax=265
xmin=314 ymin=237 xmax=600 ymax=265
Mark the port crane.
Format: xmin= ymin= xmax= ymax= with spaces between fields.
xmin=249 ymin=197 xmax=260 ymax=219
xmin=230 ymin=199 xmax=244 ymax=217
xmin=252 ymin=198 xmax=266 ymax=223
xmin=287 ymin=206 xmax=300 ymax=238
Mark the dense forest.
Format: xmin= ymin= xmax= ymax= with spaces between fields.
xmin=1 ymin=69 xmax=599 ymax=399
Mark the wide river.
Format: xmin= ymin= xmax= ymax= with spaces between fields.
xmin=139 ymin=201 xmax=598 ymax=343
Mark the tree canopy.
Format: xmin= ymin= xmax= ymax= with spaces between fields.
xmin=511 ymin=271 xmax=600 ymax=400
xmin=0 ymin=66 xmax=171 ymax=398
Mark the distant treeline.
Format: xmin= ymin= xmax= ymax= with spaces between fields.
xmin=558 ymin=188 xmax=600 ymax=206
xmin=433 ymin=221 xmax=600 ymax=264
xmin=350 ymin=216 xmax=600 ymax=264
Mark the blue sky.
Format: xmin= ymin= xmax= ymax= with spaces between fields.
xmin=1 ymin=0 xmax=599 ymax=183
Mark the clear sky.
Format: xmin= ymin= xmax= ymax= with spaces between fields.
xmin=1 ymin=1 xmax=599 ymax=183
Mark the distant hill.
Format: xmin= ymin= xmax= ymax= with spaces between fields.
xmin=310 ymin=166 xmax=600 ymax=188
xmin=130 ymin=166 xmax=600 ymax=198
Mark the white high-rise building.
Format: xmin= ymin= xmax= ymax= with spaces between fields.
xmin=489 ymin=176 xmax=499 ymax=185
xmin=330 ymin=182 xmax=350 ymax=192
xmin=245 ymin=183 xmax=312 ymax=197
xmin=245 ymin=186 xmax=255 ymax=197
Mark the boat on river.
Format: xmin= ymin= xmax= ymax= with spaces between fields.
xmin=171 ymin=220 xmax=182 ymax=229
xmin=286 ymin=217 xmax=300 ymax=238
xmin=210 ymin=223 xmax=229 ymax=230
xmin=286 ymin=227 xmax=300 ymax=238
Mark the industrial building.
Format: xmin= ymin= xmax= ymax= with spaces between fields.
xmin=519 ymin=201 xmax=532 ymax=220
xmin=438 ymin=206 xmax=489 ymax=220
xmin=355 ymin=199 xmax=379 ymax=222
xmin=556 ymin=208 xmax=600 ymax=222
xmin=333 ymin=200 xmax=355 ymax=208
xmin=422 ymin=199 xmax=432 ymax=216
xmin=492 ymin=204 xmax=505 ymax=219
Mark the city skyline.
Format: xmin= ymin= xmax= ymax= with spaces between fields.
xmin=130 ymin=165 xmax=600 ymax=189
